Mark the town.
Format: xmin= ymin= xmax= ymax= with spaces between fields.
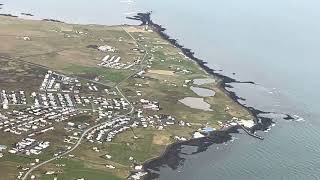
xmin=0 ymin=15 xmax=255 ymax=180
xmin=0 ymin=70 xmax=190 ymax=180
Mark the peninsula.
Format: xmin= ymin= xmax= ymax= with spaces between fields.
xmin=0 ymin=15 xmax=254 ymax=180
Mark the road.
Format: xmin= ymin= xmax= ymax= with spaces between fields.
xmin=115 ymin=86 xmax=134 ymax=115
xmin=114 ymin=26 xmax=150 ymax=87
xmin=21 ymin=84 xmax=134 ymax=180
xmin=20 ymin=84 xmax=135 ymax=180
xmin=20 ymin=26 xmax=144 ymax=180
xmin=21 ymin=116 xmax=115 ymax=180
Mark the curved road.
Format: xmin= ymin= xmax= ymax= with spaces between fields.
xmin=21 ymin=26 xmax=145 ymax=180
xmin=21 ymin=85 xmax=134 ymax=180
xmin=21 ymin=119 xmax=110 ymax=180
xmin=22 ymin=84 xmax=135 ymax=180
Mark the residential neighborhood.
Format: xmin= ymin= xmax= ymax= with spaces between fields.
xmin=0 ymin=14 xmax=256 ymax=180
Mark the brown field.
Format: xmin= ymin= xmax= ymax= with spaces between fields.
xmin=148 ymin=69 xmax=175 ymax=76
xmin=152 ymin=134 xmax=171 ymax=145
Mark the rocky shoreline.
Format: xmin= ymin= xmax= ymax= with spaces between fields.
xmin=0 ymin=13 xmax=18 ymax=18
xmin=127 ymin=12 xmax=294 ymax=179
xmin=127 ymin=12 xmax=273 ymax=126
xmin=0 ymin=7 xmax=295 ymax=178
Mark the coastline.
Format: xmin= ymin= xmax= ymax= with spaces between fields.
xmin=0 ymin=2 xmax=317 ymax=179
xmin=0 ymin=8 xmax=296 ymax=179
xmin=142 ymin=126 xmax=240 ymax=179
xmin=127 ymin=12 xmax=271 ymax=125
xmin=127 ymin=12 xmax=292 ymax=179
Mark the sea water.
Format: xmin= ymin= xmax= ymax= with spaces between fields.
xmin=1 ymin=0 xmax=319 ymax=179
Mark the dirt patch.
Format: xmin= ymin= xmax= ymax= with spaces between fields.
xmin=57 ymin=50 xmax=98 ymax=67
xmin=152 ymin=134 xmax=170 ymax=145
xmin=0 ymin=37 xmax=19 ymax=52
xmin=148 ymin=70 xmax=175 ymax=76
xmin=0 ymin=161 xmax=19 ymax=180
xmin=124 ymin=26 xmax=146 ymax=33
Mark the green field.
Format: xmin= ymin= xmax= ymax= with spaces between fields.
xmin=0 ymin=16 xmax=253 ymax=179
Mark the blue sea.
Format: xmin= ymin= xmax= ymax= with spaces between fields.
xmin=1 ymin=0 xmax=319 ymax=179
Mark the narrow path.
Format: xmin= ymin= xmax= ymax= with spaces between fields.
xmin=114 ymin=26 xmax=149 ymax=87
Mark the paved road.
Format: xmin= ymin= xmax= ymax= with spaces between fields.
xmin=115 ymin=86 xmax=134 ymax=115
xmin=21 ymin=119 xmax=109 ymax=180
xmin=114 ymin=27 xmax=149 ymax=87
xmin=20 ymin=26 xmax=143 ymax=180
xmin=21 ymin=84 xmax=135 ymax=180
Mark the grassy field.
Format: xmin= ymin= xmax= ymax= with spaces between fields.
xmin=63 ymin=65 xmax=133 ymax=84
xmin=0 ymin=16 xmax=143 ymax=85
xmin=35 ymin=158 xmax=122 ymax=180
xmin=0 ymin=16 xmax=253 ymax=179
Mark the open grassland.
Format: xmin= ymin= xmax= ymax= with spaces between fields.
xmin=0 ymin=16 xmax=143 ymax=84
xmin=0 ymin=59 xmax=45 ymax=91
xmin=0 ymin=16 xmax=253 ymax=179
xmin=0 ymin=161 xmax=19 ymax=180
xmin=34 ymin=157 xmax=122 ymax=180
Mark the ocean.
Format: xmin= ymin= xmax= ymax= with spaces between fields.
xmin=1 ymin=0 xmax=319 ymax=179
